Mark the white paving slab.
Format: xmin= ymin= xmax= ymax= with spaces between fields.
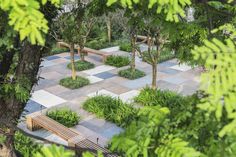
xmin=170 ymin=64 xmax=192 ymax=72
xmin=119 ymin=90 xmax=140 ymax=103
xmin=45 ymin=134 xmax=68 ymax=146
xmin=83 ymin=65 xmax=116 ymax=75
xmin=86 ymin=76 xmax=104 ymax=84
xmin=87 ymin=89 xmax=118 ymax=98
xmin=31 ymin=90 xmax=66 ymax=108
xmin=100 ymin=46 xmax=120 ymax=52
xmin=40 ymin=60 xmax=57 ymax=67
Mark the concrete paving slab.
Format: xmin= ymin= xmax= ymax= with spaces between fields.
xmin=83 ymin=65 xmax=116 ymax=75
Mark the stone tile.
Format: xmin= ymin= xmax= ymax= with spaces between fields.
xmin=83 ymin=65 xmax=116 ymax=75
xmin=33 ymin=79 xmax=58 ymax=90
xmin=106 ymin=84 xmax=131 ymax=95
xmin=119 ymin=90 xmax=140 ymax=103
xmin=100 ymin=126 xmax=123 ymax=139
xmin=86 ymin=75 xmax=104 ymax=84
xmin=22 ymin=100 xmax=46 ymax=115
xmin=100 ymin=46 xmax=119 ymax=52
xmin=40 ymin=71 xmax=64 ymax=80
xmin=45 ymin=55 xmax=61 ymax=61
xmin=179 ymin=84 xmax=199 ymax=96
xmin=64 ymin=55 xmax=80 ymax=60
xmin=87 ymin=89 xmax=118 ymax=98
xmin=158 ymin=61 xmax=177 ymax=67
xmin=45 ymin=134 xmax=68 ymax=146
xmin=40 ymin=60 xmax=57 ymax=67
xmin=51 ymin=58 xmax=69 ymax=64
xmin=122 ymin=75 xmax=152 ymax=89
xmin=159 ymin=68 xmax=181 ymax=75
xmin=55 ymin=52 xmax=70 ymax=57
xmin=31 ymin=90 xmax=67 ymax=108
xmin=157 ymin=80 xmax=180 ymax=92
xmin=94 ymin=72 xmax=117 ymax=79
xmin=88 ymin=55 xmax=102 ymax=62
xmin=44 ymin=85 xmax=70 ymax=95
xmin=164 ymin=76 xmax=188 ymax=85
xmin=87 ymin=133 xmax=109 ymax=147
xmin=170 ymin=63 xmax=192 ymax=72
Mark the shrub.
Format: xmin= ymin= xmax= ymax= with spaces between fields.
xmin=83 ymin=95 xmax=137 ymax=127
xmin=105 ymin=55 xmax=130 ymax=67
xmin=67 ymin=60 xmax=95 ymax=71
xmin=47 ymin=108 xmax=80 ymax=127
xmin=59 ymin=76 xmax=89 ymax=89
xmin=86 ymin=38 xmax=117 ymax=50
xmin=14 ymin=131 xmax=42 ymax=157
xmin=119 ymin=42 xmax=132 ymax=52
xmin=118 ymin=68 xmax=145 ymax=80
xmin=142 ymin=49 xmax=175 ymax=63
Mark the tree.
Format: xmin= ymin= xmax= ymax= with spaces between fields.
xmin=0 ymin=1 xmax=59 ymax=156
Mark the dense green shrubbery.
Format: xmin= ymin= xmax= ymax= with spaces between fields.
xmin=83 ymin=95 xmax=137 ymax=127
xmin=47 ymin=108 xmax=80 ymax=127
xmin=67 ymin=60 xmax=95 ymax=71
xmin=118 ymin=68 xmax=145 ymax=80
xmin=14 ymin=131 xmax=42 ymax=157
xmin=105 ymin=55 xmax=130 ymax=67
xmin=59 ymin=76 xmax=89 ymax=89
xmin=86 ymin=38 xmax=118 ymax=50
xmin=142 ymin=49 xmax=175 ymax=63
xmin=119 ymin=42 xmax=132 ymax=52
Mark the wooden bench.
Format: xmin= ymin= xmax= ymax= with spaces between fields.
xmin=26 ymin=112 xmax=118 ymax=156
xmin=57 ymin=41 xmax=110 ymax=63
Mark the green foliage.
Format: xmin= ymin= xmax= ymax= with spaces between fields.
xmin=83 ymin=95 xmax=137 ymax=127
xmin=14 ymin=131 xmax=42 ymax=157
xmin=142 ymin=49 xmax=175 ymax=64
xmin=119 ymin=42 xmax=132 ymax=52
xmin=59 ymin=76 xmax=90 ymax=89
xmin=0 ymin=0 xmax=60 ymax=45
xmin=192 ymin=37 xmax=236 ymax=137
xmin=118 ymin=68 xmax=145 ymax=80
xmin=67 ymin=60 xmax=95 ymax=71
xmin=47 ymin=108 xmax=80 ymax=127
xmin=105 ymin=55 xmax=130 ymax=67
xmin=85 ymin=38 xmax=120 ymax=50
xmin=107 ymin=0 xmax=191 ymax=22
xmin=33 ymin=145 xmax=74 ymax=157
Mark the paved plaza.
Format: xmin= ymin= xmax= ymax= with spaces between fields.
xmin=19 ymin=46 xmax=201 ymax=147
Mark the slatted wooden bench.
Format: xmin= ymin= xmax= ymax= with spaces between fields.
xmin=57 ymin=41 xmax=110 ymax=63
xmin=26 ymin=112 xmax=118 ymax=156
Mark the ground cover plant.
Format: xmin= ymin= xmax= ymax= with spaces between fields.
xmin=83 ymin=95 xmax=137 ymax=127
xmin=118 ymin=68 xmax=145 ymax=80
xmin=142 ymin=49 xmax=175 ymax=64
xmin=105 ymin=55 xmax=130 ymax=67
xmin=59 ymin=76 xmax=89 ymax=89
xmin=47 ymin=108 xmax=80 ymax=127
xmin=119 ymin=42 xmax=132 ymax=52
xmin=67 ymin=60 xmax=95 ymax=71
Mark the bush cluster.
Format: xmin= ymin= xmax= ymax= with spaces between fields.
xmin=14 ymin=131 xmax=42 ymax=157
xmin=142 ymin=49 xmax=175 ymax=63
xmin=47 ymin=108 xmax=80 ymax=127
xmin=105 ymin=55 xmax=130 ymax=67
xmin=67 ymin=60 xmax=95 ymax=71
xmin=83 ymin=95 xmax=137 ymax=127
xmin=59 ymin=76 xmax=89 ymax=89
xmin=119 ymin=42 xmax=132 ymax=52
xmin=86 ymin=38 xmax=117 ymax=50
xmin=118 ymin=68 xmax=145 ymax=80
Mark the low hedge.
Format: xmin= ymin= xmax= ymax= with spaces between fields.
xmin=118 ymin=68 xmax=145 ymax=80
xmin=67 ymin=60 xmax=95 ymax=71
xmin=83 ymin=95 xmax=137 ymax=127
xmin=47 ymin=108 xmax=80 ymax=127
xmin=105 ymin=55 xmax=130 ymax=67
xmin=119 ymin=42 xmax=132 ymax=52
xmin=59 ymin=76 xmax=89 ymax=89
xmin=142 ymin=49 xmax=175 ymax=63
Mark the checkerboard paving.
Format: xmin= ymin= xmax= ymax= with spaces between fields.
xmin=83 ymin=65 xmax=116 ymax=75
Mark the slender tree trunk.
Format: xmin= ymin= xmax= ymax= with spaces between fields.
xmin=130 ymin=34 xmax=136 ymax=72
xmin=78 ymin=46 xmax=85 ymax=61
xmin=106 ymin=15 xmax=112 ymax=43
xmin=152 ymin=63 xmax=157 ymax=89
xmin=70 ymin=43 xmax=76 ymax=80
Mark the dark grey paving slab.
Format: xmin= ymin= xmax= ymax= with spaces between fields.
xmin=45 ymin=55 xmax=61 ymax=61
xmin=64 ymin=55 xmax=80 ymax=60
xmin=22 ymin=100 xmax=46 ymax=115
xmin=34 ymin=79 xmax=58 ymax=90
xmin=164 ymin=76 xmax=188 ymax=85
xmin=100 ymin=126 xmax=123 ymax=139
xmin=94 ymin=72 xmax=117 ymax=79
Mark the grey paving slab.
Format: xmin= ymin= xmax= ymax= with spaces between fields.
xmin=157 ymin=80 xmax=180 ymax=92
xmin=40 ymin=60 xmax=57 ymax=67
xmin=44 ymin=85 xmax=71 ymax=96
xmin=122 ymin=75 xmax=152 ymax=89
xmin=100 ymin=126 xmax=123 ymax=139
xmin=22 ymin=100 xmax=46 ymax=115
xmin=34 ymin=79 xmax=58 ymax=90
xmin=45 ymin=55 xmax=61 ymax=61
xmin=94 ymin=71 xmax=117 ymax=79
xmin=159 ymin=68 xmax=181 ymax=75
xmin=40 ymin=71 xmax=64 ymax=80
xmin=64 ymin=55 xmax=80 ymax=60
xmin=88 ymin=55 xmax=102 ymax=62
xmin=158 ymin=61 xmax=177 ymax=67
xmin=164 ymin=76 xmax=188 ymax=85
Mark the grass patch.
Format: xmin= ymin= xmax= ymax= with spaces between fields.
xmin=47 ymin=108 xmax=80 ymax=127
xmin=105 ymin=55 xmax=130 ymax=67
xmin=59 ymin=76 xmax=89 ymax=89
xmin=67 ymin=60 xmax=95 ymax=71
xmin=119 ymin=42 xmax=132 ymax=52
xmin=118 ymin=68 xmax=145 ymax=80
xmin=83 ymin=95 xmax=137 ymax=127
